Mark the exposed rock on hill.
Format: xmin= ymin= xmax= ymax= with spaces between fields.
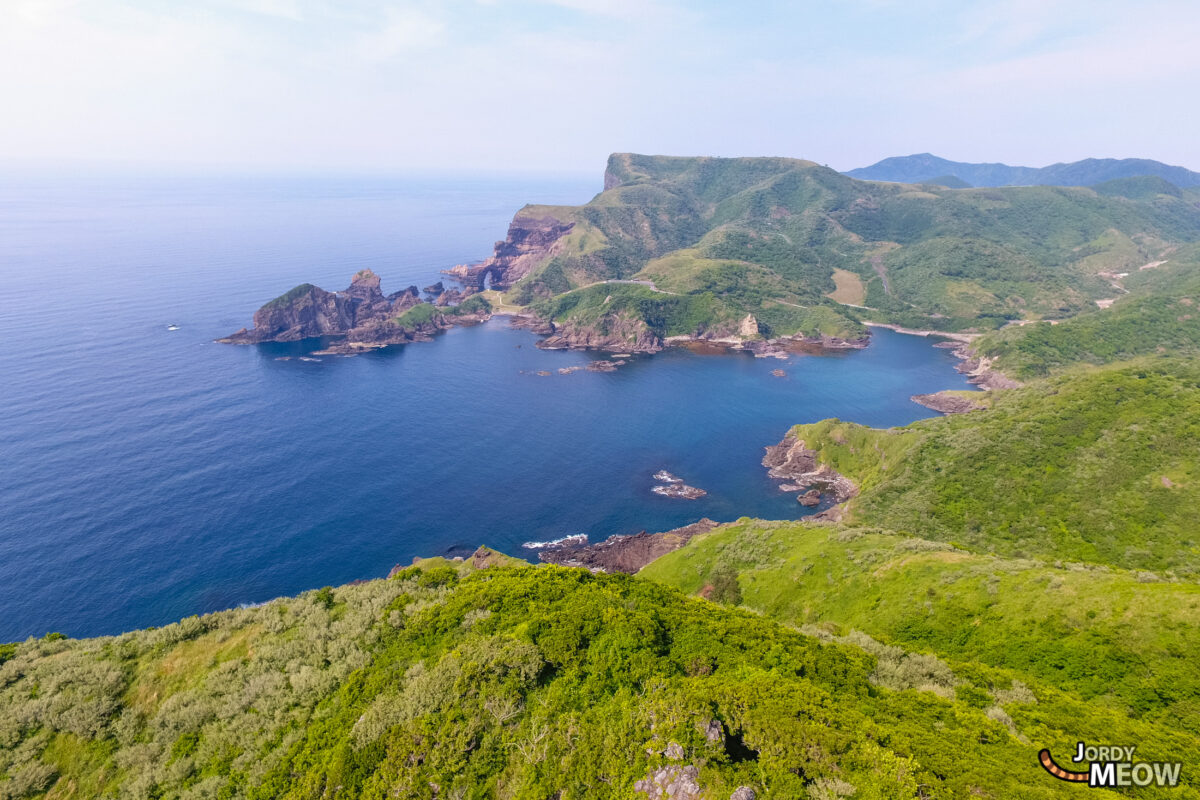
xmin=218 ymin=270 xmax=491 ymax=354
xmin=911 ymin=391 xmax=984 ymax=414
xmin=762 ymin=433 xmax=858 ymax=508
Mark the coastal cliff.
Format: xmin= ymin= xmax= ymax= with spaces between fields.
xmin=218 ymin=269 xmax=491 ymax=354
xmin=445 ymin=212 xmax=575 ymax=290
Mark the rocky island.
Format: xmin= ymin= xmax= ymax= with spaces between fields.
xmin=650 ymin=470 xmax=707 ymax=499
xmin=218 ymin=269 xmax=491 ymax=355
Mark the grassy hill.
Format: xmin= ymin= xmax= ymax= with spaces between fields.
xmin=642 ymin=522 xmax=1200 ymax=731
xmin=636 ymin=358 xmax=1200 ymax=794
xmin=763 ymin=361 xmax=1200 ymax=575
xmin=4 ymin=554 xmax=1169 ymax=799
xmin=505 ymin=154 xmax=1200 ymax=339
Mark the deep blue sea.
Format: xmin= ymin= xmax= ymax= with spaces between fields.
xmin=0 ymin=169 xmax=974 ymax=641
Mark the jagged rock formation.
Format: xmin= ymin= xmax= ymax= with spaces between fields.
xmin=762 ymin=433 xmax=858 ymax=508
xmin=218 ymin=270 xmax=491 ymax=355
xmin=445 ymin=213 xmax=575 ymax=290
xmin=537 ymin=518 xmax=720 ymax=573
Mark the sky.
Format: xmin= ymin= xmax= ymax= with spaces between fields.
xmin=2 ymin=0 xmax=1198 ymax=174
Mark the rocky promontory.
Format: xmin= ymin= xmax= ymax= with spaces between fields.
xmin=218 ymin=270 xmax=491 ymax=355
xmin=536 ymin=518 xmax=721 ymax=573
xmin=911 ymin=390 xmax=985 ymax=414
xmin=762 ymin=432 xmax=857 ymax=510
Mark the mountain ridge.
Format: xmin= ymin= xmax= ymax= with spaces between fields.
xmin=846 ymin=152 xmax=1200 ymax=188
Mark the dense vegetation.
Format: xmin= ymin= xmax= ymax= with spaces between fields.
xmin=643 ymin=522 xmax=1200 ymax=730
xmin=977 ymin=254 xmax=1200 ymax=377
xmin=5 ymin=554 xmax=1160 ymax=799
xmin=7 ymin=351 xmax=1200 ymax=800
xmin=508 ymin=154 xmax=1200 ymax=338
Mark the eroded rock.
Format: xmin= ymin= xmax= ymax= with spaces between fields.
xmin=537 ymin=518 xmax=720 ymax=573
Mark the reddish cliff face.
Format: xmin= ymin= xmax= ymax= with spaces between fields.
xmin=447 ymin=213 xmax=574 ymax=290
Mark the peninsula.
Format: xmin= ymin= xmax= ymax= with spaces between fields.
xmin=222 ymin=154 xmax=1200 ymax=371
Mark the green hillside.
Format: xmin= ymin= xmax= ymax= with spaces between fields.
xmin=637 ymin=359 xmax=1200 ymax=795
xmin=3 ymin=556 xmax=1162 ymax=800
xmin=642 ymin=522 xmax=1200 ymax=730
xmin=976 ymin=248 xmax=1200 ymax=377
xmin=508 ymin=154 xmax=1200 ymax=338
xmin=766 ymin=362 xmax=1200 ymax=574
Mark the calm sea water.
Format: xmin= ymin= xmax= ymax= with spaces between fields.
xmin=0 ymin=170 xmax=973 ymax=641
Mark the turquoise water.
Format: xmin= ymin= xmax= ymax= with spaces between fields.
xmin=0 ymin=171 xmax=973 ymax=641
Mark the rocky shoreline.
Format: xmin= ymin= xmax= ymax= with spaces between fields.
xmin=531 ymin=314 xmax=868 ymax=358
xmin=863 ymin=321 xmax=1019 ymax=391
xmin=535 ymin=518 xmax=721 ymax=573
xmin=762 ymin=432 xmax=857 ymax=518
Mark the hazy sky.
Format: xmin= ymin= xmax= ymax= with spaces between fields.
xmin=3 ymin=0 xmax=1198 ymax=173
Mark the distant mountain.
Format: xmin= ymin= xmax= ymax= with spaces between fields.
xmin=846 ymin=153 xmax=1200 ymax=188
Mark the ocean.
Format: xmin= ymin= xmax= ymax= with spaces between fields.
xmin=0 ymin=169 xmax=974 ymax=641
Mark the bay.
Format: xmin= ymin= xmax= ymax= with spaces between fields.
xmin=0 ymin=170 xmax=972 ymax=641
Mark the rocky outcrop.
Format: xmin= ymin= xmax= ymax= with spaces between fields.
xmin=509 ymin=315 xmax=555 ymax=335
xmin=762 ymin=433 xmax=858 ymax=508
xmin=953 ymin=347 xmax=1022 ymax=390
xmin=651 ymin=470 xmax=707 ymax=499
xmin=738 ymin=314 xmax=761 ymax=337
xmin=219 ymin=283 xmax=354 ymax=343
xmin=911 ymin=391 xmax=984 ymax=414
xmin=537 ymin=518 xmax=720 ymax=573
xmin=635 ymin=766 xmax=702 ymax=800
xmin=219 ymin=270 xmax=490 ymax=354
xmin=537 ymin=310 xmax=664 ymax=353
xmin=446 ymin=213 xmax=575 ymax=290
